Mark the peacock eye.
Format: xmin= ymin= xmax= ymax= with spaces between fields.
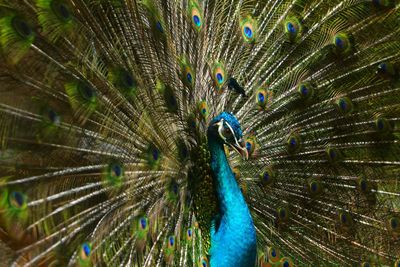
xmin=138 ymin=216 xmax=149 ymax=231
xmin=240 ymin=16 xmax=257 ymax=43
xmin=12 ymin=17 xmax=33 ymax=39
xmin=200 ymin=256 xmax=209 ymax=267
xmin=156 ymin=21 xmax=164 ymax=33
xmin=51 ymin=1 xmax=72 ymax=21
xmin=82 ymin=243 xmax=91 ymax=257
xmin=9 ymin=191 xmax=26 ymax=209
xmin=79 ymin=242 xmax=91 ymax=260
xmin=224 ymin=127 xmax=232 ymax=136
xmin=222 ymin=124 xmax=235 ymax=141
xmin=189 ymin=2 xmax=203 ymax=31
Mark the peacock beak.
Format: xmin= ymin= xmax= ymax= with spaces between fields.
xmin=229 ymin=139 xmax=248 ymax=160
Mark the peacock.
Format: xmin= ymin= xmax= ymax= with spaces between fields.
xmin=0 ymin=0 xmax=400 ymax=266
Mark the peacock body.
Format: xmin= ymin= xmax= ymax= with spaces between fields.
xmin=0 ymin=0 xmax=399 ymax=266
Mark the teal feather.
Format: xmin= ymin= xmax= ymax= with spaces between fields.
xmin=207 ymin=112 xmax=256 ymax=267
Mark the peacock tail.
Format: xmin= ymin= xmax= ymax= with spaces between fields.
xmin=0 ymin=0 xmax=399 ymax=266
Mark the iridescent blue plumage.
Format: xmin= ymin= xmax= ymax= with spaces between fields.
xmin=244 ymin=27 xmax=253 ymax=38
xmin=207 ymin=112 xmax=257 ymax=267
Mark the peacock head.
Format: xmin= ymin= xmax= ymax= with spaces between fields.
xmin=208 ymin=112 xmax=248 ymax=159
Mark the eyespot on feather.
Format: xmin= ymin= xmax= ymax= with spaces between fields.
xmin=240 ymin=16 xmax=257 ymax=43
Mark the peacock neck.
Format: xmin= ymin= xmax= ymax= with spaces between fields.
xmin=207 ymin=133 xmax=257 ymax=267
xmin=207 ymin=135 xmax=250 ymax=219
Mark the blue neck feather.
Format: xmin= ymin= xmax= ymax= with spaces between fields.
xmin=207 ymin=135 xmax=256 ymax=267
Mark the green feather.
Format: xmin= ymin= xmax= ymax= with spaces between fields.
xmin=108 ymin=67 xmax=138 ymax=97
xmin=0 ymin=14 xmax=34 ymax=64
xmin=65 ymin=80 xmax=97 ymax=112
xmin=179 ymin=56 xmax=195 ymax=88
xmin=37 ymin=0 xmax=75 ymax=42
